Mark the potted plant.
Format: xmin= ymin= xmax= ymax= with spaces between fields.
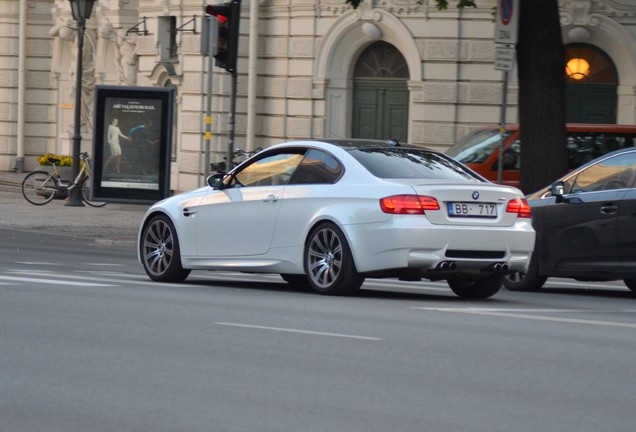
xmin=37 ymin=153 xmax=74 ymax=180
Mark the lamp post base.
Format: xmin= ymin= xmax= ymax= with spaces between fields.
xmin=65 ymin=189 xmax=85 ymax=206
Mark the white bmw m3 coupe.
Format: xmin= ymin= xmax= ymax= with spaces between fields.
xmin=138 ymin=139 xmax=535 ymax=298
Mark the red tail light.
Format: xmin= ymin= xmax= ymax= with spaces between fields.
xmin=506 ymin=198 xmax=531 ymax=218
xmin=380 ymin=195 xmax=440 ymax=214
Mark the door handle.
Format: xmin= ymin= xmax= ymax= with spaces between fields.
xmin=600 ymin=205 xmax=618 ymax=215
xmin=263 ymin=195 xmax=279 ymax=203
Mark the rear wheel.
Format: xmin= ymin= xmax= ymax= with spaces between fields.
xmin=502 ymin=253 xmax=546 ymax=292
xmin=21 ymin=170 xmax=56 ymax=205
xmin=304 ymin=222 xmax=364 ymax=295
xmin=448 ymin=275 xmax=502 ymax=299
xmin=81 ymin=178 xmax=107 ymax=207
xmin=140 ymin=215 xmax=190 ymax=282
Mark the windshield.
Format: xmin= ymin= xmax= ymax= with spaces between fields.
xmin=348 ymin=147 xmax=484 ymax=182
xmin=446 ymin=129 xmax=510 ymax=164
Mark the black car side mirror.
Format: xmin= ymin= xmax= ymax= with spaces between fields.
xmin=551 ymin=181 xmax=582 ymax=204
xmin=551 ymin=181 xmax=565 ymax=198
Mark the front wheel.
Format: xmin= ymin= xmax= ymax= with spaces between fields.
xmin=304 ymin=222 xmax=364 ymax=295
xmin=81 ymin=178 xmax=107 ymax=207
xmin=21 ymin=170 xmax=56 ymax=205
xmin=502 ymin=253 xmax=546 ymax=292
xmin=280 ymin=274 xmax=310 ymax=286
xmin=448 ymin=275 xmax=502 ymax=299
xmin=623 ymin=279 xmax=636 ymax=293
xmin=140 ymin=215 xmax=190 ymax=282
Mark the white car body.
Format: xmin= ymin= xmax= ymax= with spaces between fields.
xmin=138 ymin=139 xmax=535 ymax=297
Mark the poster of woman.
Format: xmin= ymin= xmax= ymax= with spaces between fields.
xmin=92 ymin=86 xmax=174 ymax=204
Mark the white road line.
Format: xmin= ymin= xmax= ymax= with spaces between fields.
xmin=414 ymin=307 xmax=636 ymax=329
xmin=0 ymin=275 xmax=115 ymax=287
xmin=215 ymin=322 xmax=383 ymax=341
xmin=14 ymin=262 xmax=63 ymax=266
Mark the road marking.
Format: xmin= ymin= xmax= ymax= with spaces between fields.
xmin=414 ymin=307 xmax=636 ymax=329
xmin=0 ymin=275 xmax=115 ymax=287
xmin=15 ymin=262 xmax=63 ymax=266
xmin=215 ymin=322 xmax=382 ymax=341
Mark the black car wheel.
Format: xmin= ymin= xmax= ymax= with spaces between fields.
xmin=502 ymin=252 xmax=547 ymax=292
xmin=623 ymin=279 xmax=636 ymax=293
xmin=304 ymin=222 xmax=364 ymax=295
xmin=280 ymin=274 xmax=310 ymax=286
xmin=140 ymin=215 xmax=190 ymax=282
xmin=447 ymin=275 xmax=503 ymax=299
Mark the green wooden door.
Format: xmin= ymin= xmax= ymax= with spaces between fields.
xmin=353 ymin=80 xmax=408 ymax=141
xmin=566 ymin=84 xmax=617 ymax=124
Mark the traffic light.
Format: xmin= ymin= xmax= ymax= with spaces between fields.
xmin=205 ymin=1 xmax=241 ymax=73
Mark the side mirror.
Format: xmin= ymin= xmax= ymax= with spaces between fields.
xmin=550 ymin=181 xmax=565 ymax=197
xmin=207 ymin=173 xmax=226 ymax=189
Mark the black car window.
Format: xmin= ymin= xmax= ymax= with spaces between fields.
xmin=567 ymin=151 xmax=636 ymax=193
xmin=231 ymin=151 xmax=305 ymax=187
xmin=290 ymin=149 xmax=343 ymax=184
xmin=349 ymin=147 xmax=484 ymax=181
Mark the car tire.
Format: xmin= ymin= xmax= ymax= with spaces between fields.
xmin=447 ymin=275 xmax=502 ymax=299
xmin=280 ymin=274 xmax=310 ymax=286
xmin=502 ymin=253 xmax=547 ymax=292
xmin=622 ymin=279 xmax=636 ymax=293
xmin=140 ymin=214 xmax=191 ymax=282
xmin=304 ymin=222 xmax=364 ymax=295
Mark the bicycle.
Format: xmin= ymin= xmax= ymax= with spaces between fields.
xmin=21 ymin=152 xmax=107 ymax=207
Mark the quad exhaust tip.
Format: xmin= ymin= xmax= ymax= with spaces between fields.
xmin=488 ymin=262 xmax=509 ymax=272
xmin=436 ymin=261 xmax=457 ymax=271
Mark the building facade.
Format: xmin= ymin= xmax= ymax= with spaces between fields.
xmin=1 ymin=0 xmax=635 ymax=193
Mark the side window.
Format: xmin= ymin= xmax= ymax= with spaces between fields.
xmin=289 ymin=149 xmax=343 ymax=184
xmin=568 ymin=152 xmax=636 ymax=193
xmin=233 ymin=151 xmax=305 ymax=187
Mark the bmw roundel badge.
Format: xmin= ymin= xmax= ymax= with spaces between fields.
xmin=472 ymin=191 xmax=480 ymax=200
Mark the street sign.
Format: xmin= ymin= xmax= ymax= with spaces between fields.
xmin=495 ymin=0 xmax=519 ymax=45
xmin=494 ymin=46 xmax=515 ymax=71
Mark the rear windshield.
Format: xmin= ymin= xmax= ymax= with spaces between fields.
xmin=348 ymin=148 xmax=484 ymax=182
xmin=446 ymin=129 xmax=510 ymax=164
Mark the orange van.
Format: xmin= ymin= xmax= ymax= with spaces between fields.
xmin=446 ymin=124 xmax=636 ymax=188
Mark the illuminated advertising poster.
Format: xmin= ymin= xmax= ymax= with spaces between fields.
xmin=92 ymin=86 xmax=173 ymax=203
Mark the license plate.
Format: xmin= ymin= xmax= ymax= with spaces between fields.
xmin=447 ymin=202 xmax=497 ymax=218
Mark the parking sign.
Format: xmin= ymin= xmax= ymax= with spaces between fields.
xmin=495 ymin=0 xmax=519 ymax=45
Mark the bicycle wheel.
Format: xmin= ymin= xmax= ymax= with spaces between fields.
xmin=21 ymin=170 xmax=56 ymax=205
xmin=81 ymin=178 xmax=107 ymax=207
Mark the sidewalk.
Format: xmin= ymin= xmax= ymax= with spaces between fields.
xmin=0 ymin=170 xmax=150 ymax=249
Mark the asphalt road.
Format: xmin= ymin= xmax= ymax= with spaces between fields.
xmin=1 ymin=228 xmax=635 ymax=432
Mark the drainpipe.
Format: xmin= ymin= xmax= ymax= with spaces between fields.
xmin=246 ymin=0 xmax=260 ymax=151
xmin=14 ymin=0 xmax=27 ymax=172
xmin=452 ymin=8 xmax=463 ymax=147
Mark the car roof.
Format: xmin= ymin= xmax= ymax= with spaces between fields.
xmin=300 ymin=138 xmax=434 ymax=152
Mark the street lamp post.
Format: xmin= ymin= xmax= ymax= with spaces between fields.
xmin=66 ymin=0 xmax=96 ymax=206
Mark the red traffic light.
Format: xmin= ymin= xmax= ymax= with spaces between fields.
xmin=205 ymin=5 xmax=230 ymax=24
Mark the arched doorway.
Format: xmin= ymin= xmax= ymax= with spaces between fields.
xmin=352 ymin=42 xmax=409 ymax=141
xmin=565 ymin=44 xmax=618 ymax=124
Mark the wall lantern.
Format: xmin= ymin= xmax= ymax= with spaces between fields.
xmin=565 ymin=58 xmax=590 ymax=80
xmin=69 ymin=0 xmax=96 ymax=23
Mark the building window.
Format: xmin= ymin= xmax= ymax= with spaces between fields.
xmin=158 ymin=16 xmax=178 ymax=62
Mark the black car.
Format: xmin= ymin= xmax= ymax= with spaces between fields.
xmin=503 ymin=147 xmax=636 ymax=293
